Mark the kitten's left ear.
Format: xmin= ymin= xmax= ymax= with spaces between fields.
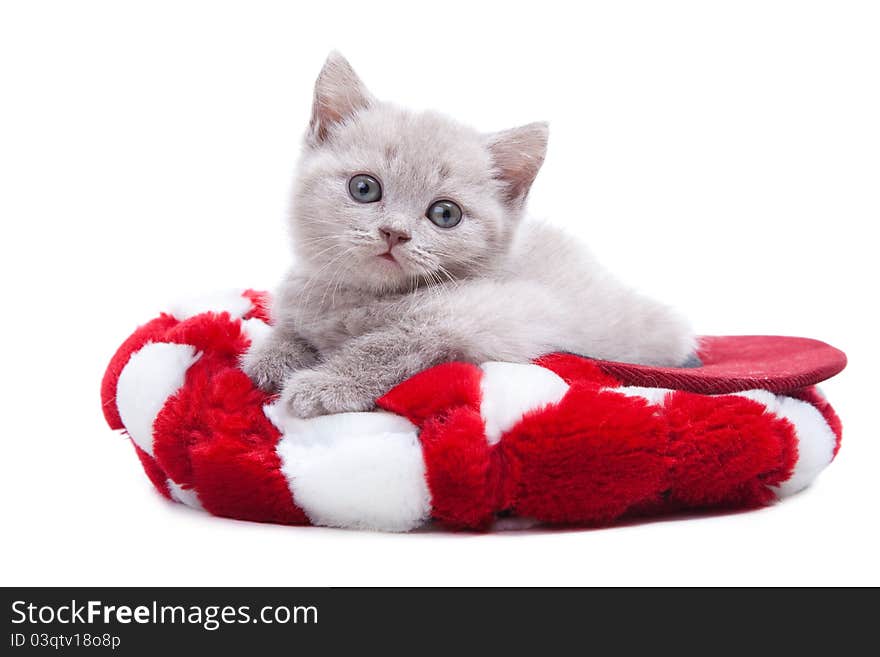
xmin=486 ymin=122 xmax=549 ymax=208
xmin=308 ymin=51 xmax=374 ymax=146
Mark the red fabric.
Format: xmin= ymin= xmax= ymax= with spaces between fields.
xmin=150 ymin=312 xmax=251 ymax=486
xmin=533 ymin=353 xmax=622 ymax=387
xmin=183 ymin=368 xmax=308 ymax=525
xmin=378 ymin=361 xmax=483 ymax=424
xmin=162 ymin=312 xmax=250 ymax=360
xmin=152 ymin=356 xmax=231 ymax=489
xmin=412 ymin=384 xmax=804 ymax=527
xmin=418 ymin=408 xmax=496 ymax=529
xmin=596 ymin=335 xmax=846 ymax=395
xmin=660 ymin=391 xmax=798 ymax=509
xmin=148 ymin=314 xmax=309 ymax=524
xmin=242 ymin=289 xmax=272 ymax=322
xmin=102 ymin=290 xmax=846 ymax=530
xmin=502 ymin=384 xmax=671 ymax=524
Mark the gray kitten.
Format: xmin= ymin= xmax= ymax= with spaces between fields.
xmin=243 ymin=52 xmax=695 ymax=417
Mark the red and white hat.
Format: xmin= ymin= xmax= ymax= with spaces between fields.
xmin=101 ymin=289 xmax=844 ymax=531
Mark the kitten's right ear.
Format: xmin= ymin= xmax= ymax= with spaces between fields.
xmin=307 ymin=51 xmax=374 ymax=146
xmin=486 ymin=122 xmax=549 ymax=208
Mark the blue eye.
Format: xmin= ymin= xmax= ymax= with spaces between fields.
xmin=426 ymin=200 xmax=462 ymax=228
xmin=348 ymin=174 xmax=382 ymax=203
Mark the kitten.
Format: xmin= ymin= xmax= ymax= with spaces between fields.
xmin=243 ymin=52 xmax=695 ymax=417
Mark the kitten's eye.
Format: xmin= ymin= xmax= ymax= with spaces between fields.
xmin=348 ymin=174 xmax=382 ymax=203
xmin=426 ymin=200 xmax=462 ymax=228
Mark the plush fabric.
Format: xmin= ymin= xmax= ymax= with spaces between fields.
xmin=101 ymin=290 xmax=845 ymax=532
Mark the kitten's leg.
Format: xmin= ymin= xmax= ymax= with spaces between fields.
xmin=279 ymin=280 xmax=560 ymax=416
xmin=281 ymin=325 xmax=462 ymax=417
xmin=570 ymin=280 xmax=696 ymax=366
xmin=280 ymin=276 xmax=695 ymax=417
xmin=241 ymin=328 xmax=319 ymax=393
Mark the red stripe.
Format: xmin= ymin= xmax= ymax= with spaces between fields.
xmin=185 ymin=370 xmax=309 ymax=525
xmin=503 ymin=384 xmax=670 ymax=525
xmin=150 ymin=312 xmax=251 ymax=487
xmin=418 ymin=407 xmax=496 ymax=529
xmin=242 ymin=289 xmax=272 ymax=322
xmin=378 ymin=361 xmax=483 ymax=426
xmin=661 ymin=391 xmax=798 ymax=509
xmin=533 ymin=353 xmax=621 ymax=387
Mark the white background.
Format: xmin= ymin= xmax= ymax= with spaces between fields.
xmin=1 ymin=0 xmax=877 ymax=586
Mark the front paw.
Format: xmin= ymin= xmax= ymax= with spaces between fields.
xmin=241 ymin=346 xmax=294 ymax=393
xmin=281 ymin=368 xmax=377 ymax=418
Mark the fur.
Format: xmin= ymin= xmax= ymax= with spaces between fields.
xmin=243 ymin=52 xmax=695 ymax=417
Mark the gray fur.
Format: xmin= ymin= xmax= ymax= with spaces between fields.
xmin=242 ymin=52 xmax=695 ymax=417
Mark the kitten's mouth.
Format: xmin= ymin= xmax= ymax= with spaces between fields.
xmin=378 ymin=250 xmax=399 ymax=264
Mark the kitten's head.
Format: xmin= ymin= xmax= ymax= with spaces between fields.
xmin=290 ymin=52 xmax=548 ymax=292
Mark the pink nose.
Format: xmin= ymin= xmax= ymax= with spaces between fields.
xmin=379 ymin=227 xmax=411 ymax=247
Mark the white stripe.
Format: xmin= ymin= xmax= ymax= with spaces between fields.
xmin=167 ymin=479 xmax=204 ymax=510
xmin=610 ymin=385 xmax=673 ymax=406
xmin=115 ymin=342 xmax=200 ymax=457
xmin=734 ymin=390 xmax=837 ymax=497
xmin=268 ymin=404 xmax=432 ymax=532
xmin=479 ymin=362 xmax=569 ymax=445
xmin=168 ymin=289 xmax=252 ymax=320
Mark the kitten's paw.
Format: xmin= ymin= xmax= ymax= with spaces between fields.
xmin=281 ymin=368 xmax=377 ymax=418
xmin=652 ymin=313 xmax=698 ymax=368
xmin=241 ymin=347 xmax=293 ymax=393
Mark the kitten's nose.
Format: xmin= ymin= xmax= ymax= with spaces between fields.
xmin=379 ymin=227 xmax=411 ymax=247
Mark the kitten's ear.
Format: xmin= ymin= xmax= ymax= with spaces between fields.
xmin=486 ymin=122 xmax=549 ymax=207
xmin=307 ymin=51 xmax=374 ymax=146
